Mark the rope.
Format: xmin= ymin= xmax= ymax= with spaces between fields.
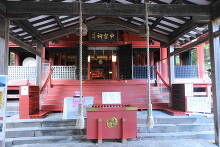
xmin=76 ymin=0 xmax=85 ymax=129
xmin=79 ymin=0 xmax=83 ymax=106
xmin=145 ymin=2 xmax=154 ymax=129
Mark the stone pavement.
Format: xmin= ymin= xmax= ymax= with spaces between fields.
xmin=13 ymin=139 xmax=217 ymax=147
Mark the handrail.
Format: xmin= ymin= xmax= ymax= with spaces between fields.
xmin=40 ymin=66 xmax=54 ymax=92
xmin=154 ymin=68 xmax=171 ymax=90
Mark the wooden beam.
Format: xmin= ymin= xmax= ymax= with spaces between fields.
xmin=208 ymin=20 xmax=220 ymax=146
xmin=102 ymin=17 xmax=169 ymax=43
xmin=0 ymin=16 xmax=9 ymax=75
xmin=36 ymin=42 xmax=42 ymax=86
xmin=168 ymin=45 xmax=175 ymax=107
xmin=54 ymin=16 xmax=64 ymax=30
xmin=212 ymin=0 xmax=220 ymax=19
xmin=13 ymin=20 xmax=43 ymax=43
xmin=9 ymin=35 xmax=41 ymax=56
xmin=170 ymin=29 xmax=220 ymax=56
xmin=6 ymin=2 xmax=211 ymax=18
xmin=166 ymin=20 xmax=198 ymax=47
xmin=42 ymin=16 xmax=169 ymax=43
xmin=0 ymin=0 xmax=6 ymax=17
xmin=151 ymin=17 xmax=163 ymax=30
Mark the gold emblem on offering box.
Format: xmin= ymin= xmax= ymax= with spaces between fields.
xmin=106 ymin=117 xmax=118 ymax=128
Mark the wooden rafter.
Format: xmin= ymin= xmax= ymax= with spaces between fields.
xmin=166 ymin=20 xmax=198 ymax=46
xmin=13 ymin=20 xmax=43 ymax=43
xmin=42 ymin=17 xmax=106 ymax=41
xmin=30 ymin=16 xmax=54 ymax=25
xmin=102 ymin=17 xmax=169 ymax=43
xmin=54 ymin=16 xmax=64 ymax=30
xmin=170 ymin=28 xmax=220 ymax=56
xmin=9 ymin=35 xmax=40 ymax=56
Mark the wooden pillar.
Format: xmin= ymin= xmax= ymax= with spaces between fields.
xmin=36 ymin=43 xmax=42 ymax=86
xmin=179 ymin=54 xmax=183 ymax=65
xmin=0 ymin=16 xmax=9 ymax=75
xmin=208 ymin=19 xmax=220 ymax=146
xmin=197 ymin=43 xmax=205 ymax=80
xmin=168 ymin=45 xmax=175 ymax=108
xmin=63 ymin=53 xmax=67 ymax=65
xmin=112 ymin=62 xmax=118 ymax=80
xmin=41 ymin=46 xmax=45 ymax=63
xmin=58 ymin=52 xmax=62 ymax=65
xmin=160 ymin=48 xmax=168 ymax=80
xmin=49 ymin=52 xmax=54 ymax=65
xmin=150 ymin=52 xmax=154 ymax=65
xmin=15 ymin=52 xmax=20 ymax=66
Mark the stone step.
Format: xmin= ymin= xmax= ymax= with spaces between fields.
xmin=6 ymin=119 xmax=77 ymax=128
xmin=137 ymin=123 xmax=214 ymax=133
xmin=6 ymin=135 xmax=85 ymax=147
xmin=137 ymin=131 xmax=214 ymax=140
xmin=138 ymin=117 xmax=214 ymax=124
xmin=6 ymin=126 xmax=85 ymax=138
xmin=10 ymin=139 xmax=217 ymax=147
xmin=6 ymin=131 xmax=215 ymax=147
xmin=6 ymin=116 xmax=214 ymax=129
xmin=6 ymin=123 xmax=214 ymax=138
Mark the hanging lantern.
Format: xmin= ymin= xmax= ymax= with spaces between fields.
xmin=112 ymin=55 xmax=117 ymax=62
xmin=75 ymin=23 xmax=88 ymax=36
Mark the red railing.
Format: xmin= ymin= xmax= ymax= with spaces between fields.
xmin=40 ymin=66 xmax=54 ymax=92
xmin=154 ymin=68 xmax=171 ymax=90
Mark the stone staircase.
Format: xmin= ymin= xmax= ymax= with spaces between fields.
xmin=5 ymin=111 xmax=214 ymax=147
xmin=6 ymin=100 xmax=19 ymax=117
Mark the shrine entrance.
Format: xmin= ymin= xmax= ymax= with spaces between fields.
xmin=90 ymin=55 xmax=112 ymax=79
xmin=88 ymin=47 xmax=118 ymax=80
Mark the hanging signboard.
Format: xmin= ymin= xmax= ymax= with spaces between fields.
xmin=0 ymin=75 xmax=7 ymax=118
xmin=102 ymin=92 xmax=121 ymax=104
xmin=89 ymin=31 xmax=118 ymax=43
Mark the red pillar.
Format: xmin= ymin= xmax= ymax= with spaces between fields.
xmin=179 ymin=54 xmax=183 ymax=65
xmin=160 ymin=48 xmax=168 ymax=80
xmin=58 ymin=53 xmax=62 ymax=65
xmin=42 ymin=47 xmax=45 ymax=63
xmin=49 ymin=53 xmax=54 ymax=66
xmin=63 ymin=53 xmax=67 ymax=65
xmin=15 ymin=52 xmax=20 ymax=66
xmin=150 ymin=52 xmax=154 ymax=65
xmin=197 ymin=43 xmax=205 ymax=80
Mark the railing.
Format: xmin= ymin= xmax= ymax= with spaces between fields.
xmin=51 ymin=66 xmax=77 ymax=80
xmin=154 ymin=68 xmax=170 ymax=90
xmin=8 ymin=66 xmax=36 ymax=80
xmin=133 ymin=65 xmax=156 ymax=79
xmin=40 ymin=65 xmax=53 ymax=92
xmin=175 ymin=65 xmax=198 ymax=79
xmin=156 ymin=59 xmax=171 ymax=104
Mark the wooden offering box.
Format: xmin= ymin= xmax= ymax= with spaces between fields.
xmin=86 ymin=104 xmax=137 ymax=143
xmin=19 ymin=86 xmax=39 ymax=119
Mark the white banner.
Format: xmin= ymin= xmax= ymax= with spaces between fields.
xmin=0 ymin=75 xmax=7 ymax=147
xmin=0 ymin=75 xmax=7 ymax=118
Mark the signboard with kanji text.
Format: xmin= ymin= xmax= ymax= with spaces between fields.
xmin=89 ymin=31 xmax=118 ymax=43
